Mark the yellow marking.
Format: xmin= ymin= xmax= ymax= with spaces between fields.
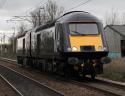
xmin=69 ymin=35 xmax=103 ymax=52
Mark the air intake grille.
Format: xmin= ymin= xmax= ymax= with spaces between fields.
xmin=80 ymin=46 xmax=95 ymax=52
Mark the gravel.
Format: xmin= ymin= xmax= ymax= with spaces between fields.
xmin=0 ymin=60 xmax=108 ymax=96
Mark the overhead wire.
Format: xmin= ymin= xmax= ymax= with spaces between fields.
xmin=66 ymin=0 xmax=93 ymax=12
xmin=71 ymin=0 xmax=84 ymax=3
xmin=19 ymin=0 xmax=48 ymax=17
xmin=8 ymin=0 xmax=93 ymax=23
xmin=7 ymin=0 xmax=47 ymax=22
xmin=21 ymin=0 xmax=47 ymax=16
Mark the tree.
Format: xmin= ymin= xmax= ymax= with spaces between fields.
xmin=30 ymin=7 xmax=47 ymax=27
xmin=45 ymin=0 xmax=57 ymax=21
xmin=104 ymin=8 xmax=125 ymax=25
xmin=45 ymin=0 xmax=65 ymax=21
xmin=120 ymin=13 xmax=125 ymax=25
xmin=17 ymin=23 xmax=27 ymax=36
xmin=30 ymin=0 xmax=65 ymax=27
xmin=104 ymin=8 xmax=120 ymax=25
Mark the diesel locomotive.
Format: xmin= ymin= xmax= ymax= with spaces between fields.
xmin=17 ymin=11 xmax=110 ymax=79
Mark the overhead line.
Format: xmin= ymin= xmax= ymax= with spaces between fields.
xmin=66 ymin=0 xmax=93 ymax=12
xmin=17 ymin=0 xmax=47 ymax=16
xmin=7 ymin=0 xmax=48 ymax=23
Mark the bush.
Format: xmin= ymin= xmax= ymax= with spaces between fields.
xmin=101 ymin=58 xmax=125 ymax=82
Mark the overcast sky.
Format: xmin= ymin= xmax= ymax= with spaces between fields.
xmin=0 ymin=0 xmax=125 ymax=35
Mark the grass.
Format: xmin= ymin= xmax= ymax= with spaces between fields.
xmin=100 ymin=58 xmax=125 ymax=82
xmin=0 ymin=53 xmax=17 ymax=60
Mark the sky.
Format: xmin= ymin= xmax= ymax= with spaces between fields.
xmin=0 ymin=0 xmax=125 ymax=36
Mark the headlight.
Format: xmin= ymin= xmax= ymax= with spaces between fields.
xmin=98 ymin=46 xmax=103 ymax=51
xmin=67 ymin=47 xmax=72 ymax=52
xmin=98 ymin=46 xmax=107 ymax=51
xmin=72 ymin=47 xmax=78 ymax=51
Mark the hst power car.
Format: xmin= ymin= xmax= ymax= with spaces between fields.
xmin=17 ymin=11 xmax=110 ymax=79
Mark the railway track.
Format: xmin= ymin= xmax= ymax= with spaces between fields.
xmin=1 ymin=57 xmax=125 ymax=96
xmin=0 ymin=58 xmax=64 ymax=96
xmin=71 ymin=78 xmax=125 ymax=96
xmin=0 ymin=74 xmax=23 ymax=96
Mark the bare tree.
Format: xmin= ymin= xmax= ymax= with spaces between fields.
xmin=104 ymin=8 xmax=120 ymax=25
xmin=30 ymin=7 xmax=46 ymax=27
xmin=17 ymin=23 xmax=27 ymax=36
xmin=30 ymin=11 xmax=37 ymax=27
xmin=45 ymin=0 xmax=57 ymax=21
xmin=56 ymin=6 xmax=65 ymax=17
xmin=30 ymin=0 xmax=65 ymax=27
xmin=45 ymin=0 xmax=65 ymax=21
xmin=120 ymin=13 xmax=125 ymax=25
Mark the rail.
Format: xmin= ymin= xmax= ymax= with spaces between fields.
xmin=0 ymin=58 xmax=64 ymax=96
xmin=0 ymin=74 xmax=23 ymax=96
xmin=1 ymin=57 xmax=125 ymax=96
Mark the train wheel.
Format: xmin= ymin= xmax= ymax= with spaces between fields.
xmin=87 ymin=61 xmax=96 ymax=80
xmin=64 ymin=64 xmax=72 ymax=79
xmin=91 ymin=72 xmax=96 ymax=80
xmin=91 ymin=67 xmax=96 ymax=80
xmin=64 ymin=67 xmax=69 ymax=78
xmin=42 ymin=60 xmax=46 ymax=72
xmin=22 ymin=58 xmax=26 ymax=67
xmin=47 ymin=60 xmax=53 ymax=73
xmin=82 ymin=73 xmax=86 ymax=78
xmin=56 ymin=62 xmax=65 ymax=76
xmin=52 ymin=61 xmax=57 ymax=73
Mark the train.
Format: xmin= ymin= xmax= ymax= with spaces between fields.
xmin=16 ymin=11 xmax=110 ymax=79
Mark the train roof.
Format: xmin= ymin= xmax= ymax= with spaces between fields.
xmin=17 ymin=31 xmax=27 ymax=38
xmin=35 ymin=11 xmax=100 ymax=32
xmin=35 ymin=20 xmax=56 ymax=32
xmin=57 ymin=11 xmax=100 ymax=23
xmin=20 ymin=11 xmax=101 ymax=33
xmin=17 ymin=29 xmax=32 ymax=38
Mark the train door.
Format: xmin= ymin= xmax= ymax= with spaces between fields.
xmin=121 ymin=40 xmax=125 ymax=57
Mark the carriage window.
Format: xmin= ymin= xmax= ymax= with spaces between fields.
xmin=69 ymin=23 xmax=98 ymax=35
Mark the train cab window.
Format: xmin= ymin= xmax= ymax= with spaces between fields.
xmin=69 ymin=23 xmax=98 ymax=35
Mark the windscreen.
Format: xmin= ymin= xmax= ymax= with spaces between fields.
xmin=69 ymin=23 xmax=98 ymax=35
